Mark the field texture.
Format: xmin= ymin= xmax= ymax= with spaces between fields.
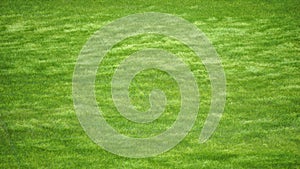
xmin=1 ymin=0 xmax=299 ymax=168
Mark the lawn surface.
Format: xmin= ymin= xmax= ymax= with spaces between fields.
xmin=1 ymin=0 xmax=299 ymax=168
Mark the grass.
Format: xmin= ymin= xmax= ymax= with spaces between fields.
xmin=1 ymin=0 xmax=299 ymax=168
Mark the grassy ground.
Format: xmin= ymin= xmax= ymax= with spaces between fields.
xmin=1 ymin=0 xmax=299 ymax=168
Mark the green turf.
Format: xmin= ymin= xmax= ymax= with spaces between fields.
xmin=1 ymin=0 xmax=299 ymax=168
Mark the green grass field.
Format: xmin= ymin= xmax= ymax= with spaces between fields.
xmin=1 ymin=0 xmax=299 ymax=168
